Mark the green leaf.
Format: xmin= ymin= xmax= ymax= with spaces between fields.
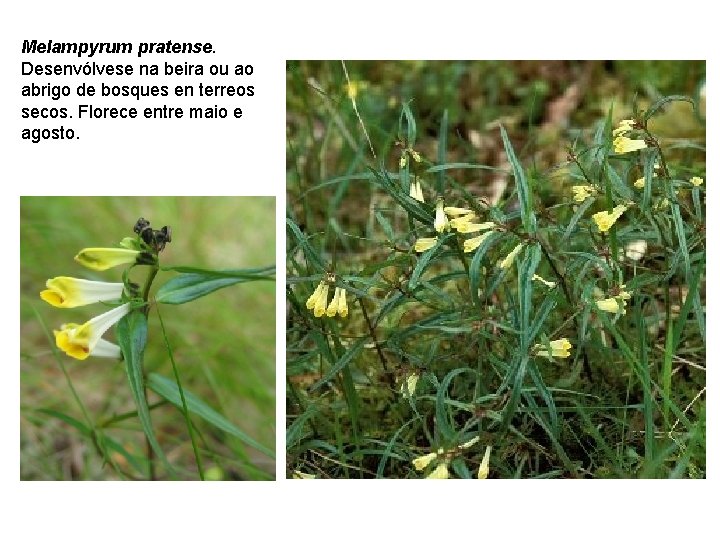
xmin=309 ymin=336 xmax=369 ymax=392
xmin=500 ymin=125 xmax=536 ymax=234
xmin=156 ymin=268 xmax=273 ymax=305
xmin=161 ymin=265 xmax=275 ymax=279
xmin=643 ymin=95 xmax=695 ymax=122
xmin=116 ymin=310 xmax=174 ymax=476
xmin=148 ymin=373 xmax=274 ymax=458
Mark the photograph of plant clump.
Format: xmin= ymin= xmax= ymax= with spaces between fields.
xmin=286 ymin=61 xmax=705 ymax=479
xmin=21 ymin=197 xmax=276 ymax=480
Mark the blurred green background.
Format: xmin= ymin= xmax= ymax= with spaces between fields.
xmin=21 ymin=196 xmax=276 ymax=480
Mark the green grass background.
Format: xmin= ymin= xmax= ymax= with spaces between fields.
xmin=21 ymin=196 xmax=275 ymax=480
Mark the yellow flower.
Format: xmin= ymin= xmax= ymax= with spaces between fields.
xmin=463 ymin=231 xmax=493 ymax=253
xmin=449 ymin=213 xmax=477 ymax=229
xmin=456 ymin=221 xmax=496 ymax=234
xmin=654 ymin=197 xmax=670 ymax=211
xmin=306 ymin=282 xmax=330 ymax=317
xmin=400 ymin=373 xmax=420 ymax=399
xmin=612 ymin=119 xmax=635 ymax=137
xmin=444 ymin=207 xmax=474 ymax=217
xmin=532 ymin=274 xmax=556 ymax=289
xmin=53 ymin=303 xmax=130 ymax=360
xmin=426 ymin=462 xmax=449 ymax=479
xmin=412 ymin=452 xmax=438 ymax=471
xmin=414 ymin=237 xmax=438 ymax=253
xmin=535 ymin=338 xmax=572 ymax=359
xmin=292 ymin=471 xmax=316 ymax=479
xmin=434 ymin=199 xmax=450 ymax=233
xmin=477 ymin=446 xmax=492 ymax=479
xmin=498 ymin=243 xmax=524 ymax=269
xmin=571 ymin=185 xmax=596 ymax=203
xmin=74 ymin=248 xmax=142 ymax=271
xmin=596 ymin=297 xmax=623 ymax=314
xmin=337 ymin=288 xmax=348 ymax=317
xmin=410 ymin=180 xmax=425 ymax=202
xmin=411 ymin=150 xmax=422 ymax=163
xmin=592 ymin=204 xmax=627 ymax=233
xmin=345 ymin=80 xmax=367 ymax=100
xmin=399 ymin=154 xmax=407 ymax=169
xmin=689 ymin=176 xmax=703 ymax=187
xmin=40 ymin=277 xmax=124 ymax=308
xmin=634 ymin=177 xmax=645 ymax=189
xmin=326 ymin=287 xmax=348 ymax=318
xmin=613 ymin=136 xmax=647 ymax=154
xmin=596 ymin=285 xmax=632 ymax=315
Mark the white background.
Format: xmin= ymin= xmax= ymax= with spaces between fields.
xmin=2 ymin=1 xmax=715 ymax=539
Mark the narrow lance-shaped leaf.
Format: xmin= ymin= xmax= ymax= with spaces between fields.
xmin=148 ymin=373 xmax=275 ymax=458
xmin=156 ymin=268 xmax=274 ymax=305
xmin=116 ymin=310 xmax=175 ymax=476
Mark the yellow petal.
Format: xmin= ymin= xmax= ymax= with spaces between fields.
xmin=477 ymin=446 xmax=492 ymax=479
xmin=434 ymin=200 xmax=449 ymax=232
xmin=414 ymin=237 xmax=438 ymax=253
xmin=74 ymin=248 xmax=141 ymax=271
xmin=463 ymin=231 xmax=493 ymax=253
xmin=427 ymin=462 xmax=449 ymax=479
xmin=456 ymin=221 xmax=496 ymax=234
xmin=401 ymin=373 xmax=420 ymax=399
xmin=313 ymin=283 xmax=329 ymax=317
xmin=499 ymin=243 xmax=524 ymax=269
xmin=596 ymin=297 xmax=622 ymax=314
xmin=326 ymin=287 xmax=340 ymax=317
xmin=338 ymin=288 xmax=349 ymax=318
xmin=689 ymin=176 xmax=703 ymax=187
xmin=613 ymin=136 xmax=647 ymax=154
xmin=634 ymin=177 xmax=645 ymax=189
xmin=412 ymin=452 xmax=437 ymax=471
xmin=444 ymin=207 xmax=474 ymax=217
xmin=40 ymin=277 xmax=124 ymax=308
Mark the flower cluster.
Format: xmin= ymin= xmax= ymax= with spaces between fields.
xmin=592 ymin=204 xmax=627 ymax=233
xmin=306 ymin=275 xmax=349 ymax=318
xmin=612 ymin=119 xmax=647 ymax=154
xmin=596 ymin=284 xmax=632 ymax=315
xmin=571 ymin=184 xmax=597 ymax=203
xmin=40 ymin=248 xmax=142 ymax=360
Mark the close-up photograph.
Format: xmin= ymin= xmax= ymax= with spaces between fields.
xmin=20 ymin=196 xmax=276 ymax=480
xmin=286 ymin=60 xmax=706 ymax=479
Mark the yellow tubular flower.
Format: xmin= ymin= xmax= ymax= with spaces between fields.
xmin=499 ymin=243 xmax=524 ymax=269
xmin=411 ymin=150 xmax=422 ymax=162
xmin=444 ymin=207 xmax=474 ymax=217
xmin=305 ymin=281 xmax=325 ymax=310
xmin=592 ymin=204 xmax=627 ymax=233
xmin=401 ymin=373 xmax=420 ymax=399
xmin=463 ymin=231 xmax=493 ymax=253
xmin=337 ymin=288 xmax=348 ymax=318
xmin=326 ymin=287 xmax=341 ymax=317
xmin=613 ymin=136 xmax=647 ymax=154
xmin=312 ymin=283 xmax=330 ymax=317
xmin=412 ymin=452 xmax=437 ymax=471
xmin=410 ymin=180 xmax=425 ymax=202
xmin=74 ymin=248 xmax=141 ymax=271
xmin=414 ymin=237 xmax=438 ymax=253
xmin=612 ymin=119 xmax=635 ymax=137
xmin=532 ymin=274 xmax=556 ymax=289
xmin=596 ymin=297 xmax=623 ymax=314
xmin=434 ymin=199 xmax=449 ymax=233
xmin=571 ymin=185 xmax=596 ymax=203
xmin=690 ymin=176 xmax=703 ymax=187
xmin=456 ymin=221 xmax=495 ymax=234
xmin=477 ymin=446 xmax=492 ymax=479
xmin=40 ymin=277 xmax=124 ymax=308
xmin=427 ymin=462 xmax=449 ymax=479
xmin=399 ymin=154 xmax=407 ymax=169
xmin=53 ymin=303 xmax=130 ymax=360
xmin=449 ymin=213 xmax=477 ymax=229
xmin=535 ymin=338 xmax=572 ymax=359
xmin=634 ymin=177 xmax=645 ymax=189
